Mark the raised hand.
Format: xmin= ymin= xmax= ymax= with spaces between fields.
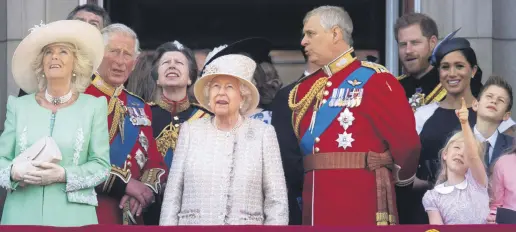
xmin=455 ymin=97 xmax=469 ymax=124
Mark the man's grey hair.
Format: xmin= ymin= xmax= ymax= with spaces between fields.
xmin=303 ymin=6 xmax=354 ymax=45
xmin=101 ymin=23 xmax=141 ymax=57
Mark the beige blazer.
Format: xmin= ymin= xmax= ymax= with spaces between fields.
xmin=159 ymin=117 xmax=288 ymax=225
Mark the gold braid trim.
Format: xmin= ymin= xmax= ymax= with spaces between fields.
xmin=425 ymin=83 xmax=447 ymax=104
xmin=107 ymin=87 xmax=126 ymax=142
xmin=288 ymin=77 xmax=329 ymax=139
xmin=156 ymin=124 xmax=178 ymax=157
xmin=92 ymin=75 xmax=127 ymax=142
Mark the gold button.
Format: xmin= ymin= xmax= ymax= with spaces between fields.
xmin=314 ymin=147 xmax=320 ymax=153
xmin=323 ymin=90 xmax=329 ymax=96
xmin=174 ymin=124 xmax=180 ymax=127
xmin=326 ymin=81 xmax=332 ymax=87
xmin=321 ymin=99 xmax=327 ymax=104
xmin=126 ymin=155 xmax=131 ymax=159
xmin=315 ymin=137 xmax=320 ymax=143
xmin=173 ymin=116 xmax=179 ymax=120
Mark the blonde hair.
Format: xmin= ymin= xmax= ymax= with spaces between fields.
xmin=435 ymin=131 xmax=485 ymax=185
xmin=31 ymin=42 xmax=93 ymax=93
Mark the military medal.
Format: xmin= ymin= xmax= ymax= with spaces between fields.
xmin=336 ymin=131 xmax=354 ymax=149
xmin=337 ymin=108 xmax=355 ymax=130
xmin=128 ymin=107 xmax=138 ymax=125
xmin=139 ymin=108 xmax=151 ymax=126
xmin=329 ymin=89 xmax=338 ymax=107
xmin=351 ymin=88 xmax=362 ymax=108
xmin=409 ymin=88 xmax=425 ymax=111
xmin=338 ymin=89 xmax=346 ymax=107
xmin=356 ymin=89 xmax=364 ymax=106
xmin=134 ymin=149 xmax=148 ymax=170
xmin=139 ymin=131 xmax=149 ymax=153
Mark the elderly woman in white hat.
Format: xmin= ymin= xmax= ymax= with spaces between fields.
xmin=0 ymin=20 xmax=110 ymax=226
xmin=159 ymin=54 xmax=288 ymax=225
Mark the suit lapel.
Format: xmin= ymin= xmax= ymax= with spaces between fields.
xmin=492 ymin=132 xmax=512 ymax=163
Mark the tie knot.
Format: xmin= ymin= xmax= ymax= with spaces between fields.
xmin=484 ymin=141 xmax=491 ymax=148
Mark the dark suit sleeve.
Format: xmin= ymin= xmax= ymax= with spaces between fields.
xmin=270 ymin=82 xmax=303 ymax=225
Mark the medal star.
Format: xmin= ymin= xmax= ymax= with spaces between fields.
xmin=337 ymin=108 xmax=355 ymax=130
xmin=336 ymin=132 xmax=354 ymax=149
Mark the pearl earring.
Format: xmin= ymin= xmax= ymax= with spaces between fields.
xmin=42 ymin=74 xmax=45 ymax=78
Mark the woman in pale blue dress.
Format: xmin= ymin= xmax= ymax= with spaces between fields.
xmin=0 ymin=20 xmax=110 ymax=226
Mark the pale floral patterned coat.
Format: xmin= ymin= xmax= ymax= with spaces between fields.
xmin=0 ymin=94 xmax=110 ymax=226
xmin=159 ymin=117 xmax=288 ymax=225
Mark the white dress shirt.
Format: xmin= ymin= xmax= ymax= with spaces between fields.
xmin=473 ymin=125 xmax=498 ymax=163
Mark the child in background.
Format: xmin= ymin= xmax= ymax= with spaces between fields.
xmin=422 ymin=98 xmax=489 ymax=224
xmin=472 ymin=75 xmax=514 ymax=168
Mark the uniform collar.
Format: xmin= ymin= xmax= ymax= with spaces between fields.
xmin=322 ymin=47 xmax=357 ymax=77
xmin=91 ymin=73 xmax=124 ymax=97
xmin=434 ymin=178 xmax=468 ymax=194
xmin=156 ymin=94 xmax=190 ymax=114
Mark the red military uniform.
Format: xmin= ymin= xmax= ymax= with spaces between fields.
xmin=85 ymin=74 xmax=168 ymax=225
xmin=289 ymin=48 xmax=420 ymax=226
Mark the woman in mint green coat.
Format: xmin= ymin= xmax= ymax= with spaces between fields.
xmin=0 ymin=20 xmax=110 ymax=226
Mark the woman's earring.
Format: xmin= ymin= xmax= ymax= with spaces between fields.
xmin=42 ymin=74 xmax=45 ymax=78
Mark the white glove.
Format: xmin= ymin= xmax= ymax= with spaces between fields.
xmin=11 ymin=160 xmax=39 ymax=182
xmin=23 ymin=161 xmax=65 ymax=186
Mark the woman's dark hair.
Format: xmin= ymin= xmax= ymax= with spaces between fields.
xmin=151 ymin=41 xmax=198 ymax=84
xmin=126 ymin=52 xmax=155 ymax=102
xmin=435 ymin=38 xmax=483 ymax=86
xmin=238 ymin=52 xmax=283 ymax=109
xmin=151 ymin=41 xmax=198 ymax=102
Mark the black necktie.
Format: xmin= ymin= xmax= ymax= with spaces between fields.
xmin=484 ymin=141 xmax=491 ymax=166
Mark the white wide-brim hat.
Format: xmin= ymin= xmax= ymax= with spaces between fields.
xmin=194 ymin=54 xmax=259 ymax=115
xmin=12 ymin=20 xmax=105 ymax=93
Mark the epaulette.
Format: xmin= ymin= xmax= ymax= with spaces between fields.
xmin=397 ymin=74 xmax=408 ymax=81
xmin=361 ymin=61 xmax=390 ymax=74
xmin=123 ymin=89 xmax=145 ymax=103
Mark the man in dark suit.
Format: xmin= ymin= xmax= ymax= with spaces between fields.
xmin=472 ymin=75 xmax=514 ymax=167
xmin=270 ymin=51 xmax=320 ymax=225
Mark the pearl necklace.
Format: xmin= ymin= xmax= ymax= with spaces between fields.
xmin=45 ymin=89 xmax=73 ymax=105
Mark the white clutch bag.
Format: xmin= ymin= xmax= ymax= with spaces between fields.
xmin=12 ymin=136 xmax=62 ymax=175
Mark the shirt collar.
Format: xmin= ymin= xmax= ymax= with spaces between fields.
xmin=474 ymin=125 xmax=498 ymax=147
xmin=434 ymin=178 xmax=468 ymax=194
